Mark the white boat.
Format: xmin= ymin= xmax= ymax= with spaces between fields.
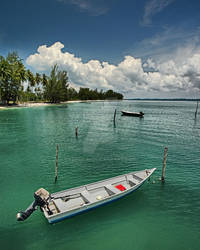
xmin=17 ymin=168 xmax=156 ymax=224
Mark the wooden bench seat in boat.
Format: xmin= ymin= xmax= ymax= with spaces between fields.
xmin=48 ymin=201 xmax=59 ymax=214
xmin=82 ymin=187 xmax=110 ymax=203
xmin=127 ymin=175 xmax=140 ymax=184
xmin=105 ymin=184 xmax=121 ymax=194
xmin=53 ymin=197 xmax=85 ymax=212
xmin=132 ymin=173 xmax=144 ymax=181
xmin=81 ymin=190 xmax=97 ymax=203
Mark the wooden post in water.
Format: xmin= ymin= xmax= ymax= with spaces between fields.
xmin=75 ymin=127 xmax=78 ymax=138
xmin=55 ymin=145 xmax=59 ymax=183
xmin=113 ymin=109 xmax=117 ymax=127
xmin=195 ymin=101 xmax=199 ymax=120
xmin=161 ymin=147 xmax=168 ymax=182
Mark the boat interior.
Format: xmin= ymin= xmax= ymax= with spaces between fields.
xmin=46 ymin=171 xmax=148 ymax=216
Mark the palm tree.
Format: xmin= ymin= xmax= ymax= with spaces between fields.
xmin=26 ymin=69 xmax=35 ymax=89
xmin=0 ymin=52 xmax=26 ymax=104
xmin=42 ymin=73 xmax=48 ymax=86
xmin=44 ymin=65 xmax=69 ymax=103
xmin=35 ymin=73 xmax=41 ymax=85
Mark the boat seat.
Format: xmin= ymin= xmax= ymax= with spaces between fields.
xmin=128 ymin=175 xmax=141 ymax=184
xmin=134 ymin=172 xmax=147 ymax=180
xmin=53 ymin=199 xmax=68 ymax=211
xmin=48 ymin=201 xmax=59 ymax=214
xmin=53 ymin=197 xmax=85 ymax=212
xmin=81 ymin=190 xmax=98 ymax=203
xmin=105 ymin=184 xmax=121 ymax=194
xmin=132 ymin=174 xmax=143 ymax=182
xmin=125 ymin=175 xmax=138 ymax=186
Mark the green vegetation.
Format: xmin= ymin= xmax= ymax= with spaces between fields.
xmin=0 ymin=52 xmax=123 ymax=104
xmin=0 ymin=52 xmax=26 ymax=104
xmin=78 ymin=88 xmax=123 ymax=100
xmin=43 ymin=65 xmax=69 ymax=103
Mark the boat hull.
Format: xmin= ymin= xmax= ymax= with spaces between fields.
xmin=121 ymin=111 xmax=144 ymax=117
xmin=47 ymin=182 xmax=143 ymax=223
xmin=44 ymin=168 xmax=156 ymax=223
xmin=17 ymin=168 xmax=156 ymax=224
xmin=43 ymin=168 xmax=156 ymax=223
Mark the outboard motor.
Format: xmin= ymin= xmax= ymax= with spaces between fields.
xmin=17 ymin=188 xmax=53 ymax=221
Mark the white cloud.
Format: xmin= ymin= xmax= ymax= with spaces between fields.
xmin=26 ymin=41 xmax=200 ymax=98
xmin=127 ymin=27 xmax=200 ymax=64
xmin=141 ymin=0 xmax=175 ymax=26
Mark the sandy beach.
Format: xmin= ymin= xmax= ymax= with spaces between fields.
xmin=0 ymin=100 xmax=105 ymax=110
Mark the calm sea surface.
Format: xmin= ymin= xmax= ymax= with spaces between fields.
xmin=0 ymin=100 xmax=200 ymax=250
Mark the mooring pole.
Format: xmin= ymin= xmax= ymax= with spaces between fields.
xmin=195 ymin=101 xmax=199 ymax=120
xmin=113 ymin=109 xmax=117 ymax=127
xmin=161 ymin=147 xmax=168 ymax=182
xmin=55 ymin=144 xmax=59 ymax=183
xmin=75 ymin=127 xmax=78 ymax=138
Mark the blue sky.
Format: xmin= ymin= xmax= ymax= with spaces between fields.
xmin=1 ymin=0 xmax=200 ymax=98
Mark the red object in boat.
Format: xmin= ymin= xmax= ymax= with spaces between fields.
xmin=115 ymin=184 xmax=126 ymax=191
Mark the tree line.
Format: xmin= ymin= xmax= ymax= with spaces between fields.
xmin=0 ymin=52 xmax=123 ymax=105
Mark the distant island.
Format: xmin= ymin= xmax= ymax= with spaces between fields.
xmin=0 ymin=52 xmax=123 ymax=106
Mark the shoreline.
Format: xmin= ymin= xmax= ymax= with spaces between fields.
xmin=0 ymin=99 xmax=120 ymax=110
xmin=0 ymin=100 xmax=85 ymax=110
xmin=0 ymin=98 xmax=198 ymax=110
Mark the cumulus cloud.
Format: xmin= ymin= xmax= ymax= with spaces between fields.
xmin=26 ymin=41 xmax=200 ymax=98
xmin=127 ymin=26 xmax=200 ymax=67
xmin=57 ymin=0 xmax=109 ymax=16
xmin=142 ymin=0 xmax=175 ymax=26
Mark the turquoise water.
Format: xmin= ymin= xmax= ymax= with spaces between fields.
xmin=0 ymin=101 xmax=200 ymax=250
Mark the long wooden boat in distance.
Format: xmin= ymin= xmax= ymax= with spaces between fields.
xmin=121 ymin=110 xmax=144 ymax=117
xmin=17 ymin=168 xmax=156 ymax=224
